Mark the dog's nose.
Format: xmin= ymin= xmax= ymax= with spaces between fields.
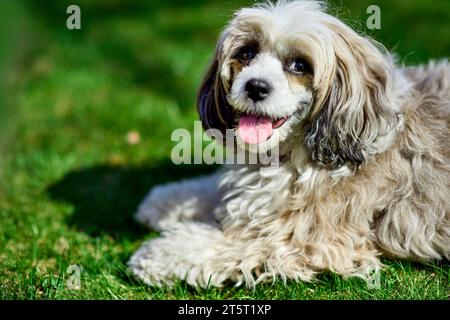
xmin=245 ymin=78 xmax=272 ymax=102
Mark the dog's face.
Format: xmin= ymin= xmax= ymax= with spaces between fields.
xmin=227 ymin=38 xmax=314 ymax=150
xmin=199 ymin=1 xmax=398 ymax=168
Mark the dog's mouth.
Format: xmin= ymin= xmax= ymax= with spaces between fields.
xmin=236 ymin=113 xmax=290 ymax=145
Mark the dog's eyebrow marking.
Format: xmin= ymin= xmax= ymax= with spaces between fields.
xmin=231 ymin=39 xmax=260 ymax=58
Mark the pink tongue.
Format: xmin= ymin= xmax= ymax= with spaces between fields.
xmin=237 ymin=115 xmax=273 ymax=144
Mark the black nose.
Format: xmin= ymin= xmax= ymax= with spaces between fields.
xmin=245 ymin=78 xmax=272 ymax=102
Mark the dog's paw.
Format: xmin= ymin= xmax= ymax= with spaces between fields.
xmin=135 ymin=183 xmax=199 ymax=231
xmin=128 ymin=223 xmax=238 ymax=288
xmin=127 ymin=237 xmax=181 ymax=287
xmin=135 ymin=175 xmax=220 ymax=231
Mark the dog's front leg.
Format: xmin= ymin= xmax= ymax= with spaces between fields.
xmin=128 ymin=220 xmax=321 ymax=288
xmin=135 ymin=172 xmax=221 ymax=231
xmin=128 ymin=222 xmax=244 ymax=288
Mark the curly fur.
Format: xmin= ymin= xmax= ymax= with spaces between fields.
xmin=128 ymin=0 xmax=450 ymax=288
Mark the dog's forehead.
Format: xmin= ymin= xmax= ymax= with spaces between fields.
xmin=230 ymin=9 xmax=326 ymax=58
xmin=235 ymin=4 xmax=328 ymax=34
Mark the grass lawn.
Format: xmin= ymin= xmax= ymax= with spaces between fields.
xmin=0 ymin=0 xmax=449 ymax=299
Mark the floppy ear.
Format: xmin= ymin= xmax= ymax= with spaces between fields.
xmin=197 ymin=42 xmax=234 ymax=135
xmin=304 ymin=23 xmax=397 ymax=169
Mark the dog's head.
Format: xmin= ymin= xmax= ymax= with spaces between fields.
xmin=198 ymin=0 xmax=400 ymax=169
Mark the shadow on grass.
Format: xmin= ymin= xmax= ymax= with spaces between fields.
xmin=47 ymin=159 xmax=217 ymax=240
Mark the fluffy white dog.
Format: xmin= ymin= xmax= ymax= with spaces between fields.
xmin=128 ymin=0 xmax=450 ymax=288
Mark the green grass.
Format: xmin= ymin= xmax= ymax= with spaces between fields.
xmin=0 ymin=0 xmax=449 ymax=300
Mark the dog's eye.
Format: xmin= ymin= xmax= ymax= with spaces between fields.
xmin=236 ymin=47 xmax=256 ymax=62
xmin=288 ymin=59 xmax=311 ymax=75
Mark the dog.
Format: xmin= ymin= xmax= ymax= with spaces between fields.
xmin=128 ymin=0 xmax=450 ymax=288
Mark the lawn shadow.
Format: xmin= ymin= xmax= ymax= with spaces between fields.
xmin=47 ymin=159 xmax=217 ymax=240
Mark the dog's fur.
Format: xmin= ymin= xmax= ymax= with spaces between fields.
xmin=128 ymin=0 xmax=450 ymax=288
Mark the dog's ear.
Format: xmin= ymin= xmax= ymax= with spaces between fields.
xmin=305 ymin=23 xmax=396 ymax=169
xmin=197 ymin=40 xmax=234 ymax=135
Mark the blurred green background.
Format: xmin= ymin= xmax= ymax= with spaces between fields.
xmin=0 ymin=0 xmax=448 ymax=299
